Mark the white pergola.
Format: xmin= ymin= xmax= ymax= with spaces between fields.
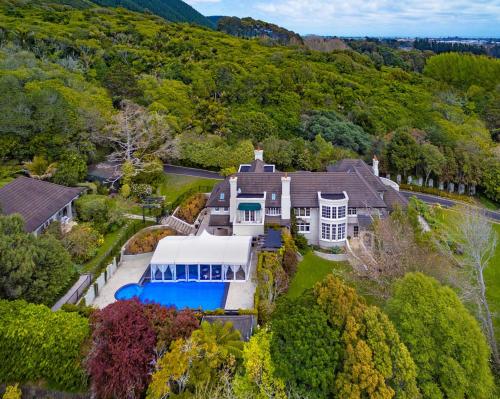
xmin=149 ymin=231 xmax=252 ymax=282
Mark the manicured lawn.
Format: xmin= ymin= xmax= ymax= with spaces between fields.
xmin=484 ymin=223 xmax=500 ymax=341
xmin=287 ymin=252 xmax=348 ymax=298
xmin=157 ymin=173 xmax=219 ymax=205
xmin=432 ymin=207 xmax=500 ymax=343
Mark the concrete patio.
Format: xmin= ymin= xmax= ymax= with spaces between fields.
xmin=92 ymin=253 xmax=152 ymax=309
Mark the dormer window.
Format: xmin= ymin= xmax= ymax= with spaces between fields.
xmin=219 ymin=192 xmax=225 ymax=200
xmin=271 ymin=193 xmax=276 ymax=201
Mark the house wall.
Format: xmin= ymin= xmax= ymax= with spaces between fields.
xmin=233 ymin=223 xmax=264 ymax=236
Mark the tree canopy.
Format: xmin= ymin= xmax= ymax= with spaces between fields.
xmin=386 ymin=273 xmax=494 ymax=399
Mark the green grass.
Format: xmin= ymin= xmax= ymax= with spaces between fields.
xmin=157 ymin=173 xmax=219 ymax=205
xmin=484 ymin=223 xmax=500 ymax=342
xmin=0 ymin=177 xmax=13 ymax=188
xmin=432 ymin=207 xmax=500 ymax=344
xmin=287 ymin=251 xmax=348 ymax=298
xmin=476 ymin=194 xmax=500 ymax=211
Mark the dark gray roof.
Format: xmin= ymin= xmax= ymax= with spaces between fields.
xmin=0 ymin=177 xmax=84 ymax=232
xmin=357 ymin=214 xmax=375 ymax=228
xmin=202 ymin=315 xmax=255 ymax=341
xmin=208 ymin=170 xmax=388 ymax=209
xmin=321 ymin=193 xmax=346 ymax=200
xmin=384 ymin=187 xmax=409 ymax=211
xmin=327 ymin=159 xmax=387 ymax=192
xmin=239 ymin=159 xmax=276 ymax=173
xmin=209 ymin=215 xmax=230 ymax=227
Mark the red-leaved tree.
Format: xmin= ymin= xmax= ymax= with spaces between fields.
xmin=86 ymin=299 xmax=200 ymax=399
xmin=144 ymin=305 xmax=199 ymax=356
xmin=86 ymin=299 xmax=157 ymax=399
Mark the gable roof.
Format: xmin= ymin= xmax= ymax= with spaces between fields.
xmin=207 ymin=170 xmax=388 ymax=209
xmin=0 ymin=177 xmax=84 ymax=232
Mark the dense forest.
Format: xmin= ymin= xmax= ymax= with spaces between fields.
xmin=0 ymin=0 xmax=499 ymax=201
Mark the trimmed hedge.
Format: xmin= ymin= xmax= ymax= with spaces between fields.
xmin=400 ymin=183 xmax=475 ymax=204
xmin=0 ymin=300 xmax=89 ymax=392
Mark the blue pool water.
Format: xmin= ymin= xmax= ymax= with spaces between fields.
xmin=115 ymin=282 xmax=228 ymax=310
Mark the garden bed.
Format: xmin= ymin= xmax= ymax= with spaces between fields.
xmin=125 ymin=227 xmax=177 ymax=255
xmin=174 ymin=193 xmax=207 ymax=224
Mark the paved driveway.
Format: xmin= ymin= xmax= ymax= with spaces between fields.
xmin=164 ymin=164 xmax=223 ymax=179
xmin=401 ymin=191 xmax=500 ymax=222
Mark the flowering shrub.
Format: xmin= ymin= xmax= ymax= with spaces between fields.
xmin=126 ymin=228 xmax=177 ymax=254
xmin=175 ymin=193 xmax=207 ymax=224
xmin=62 ymin=223 xmax=103 ymax=264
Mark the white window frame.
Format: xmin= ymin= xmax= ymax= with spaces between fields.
xmin=297 ymin=222 xmax=310 ymax=233
xmin=266 ymin=207 xmax=281 ymax=216
xmin=321 ymin=223 xmax=330 ymax=240
xmin=271 ymin=193 xmax=277 ymax=201
xmin=295 ymin=208 xmax=311 ymax=217
xmin=321 ymin=206 xmax=331 ymax=219
xmin=338 ymin=206 xmax=346 ymax=218
xmin=243 ymin=210 xmax=257 ymax=222
xmin=348 ymin=207 xmax=357 ymax=215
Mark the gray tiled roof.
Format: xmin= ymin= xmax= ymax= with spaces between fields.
xmin=327 ymin=159 xmax=387 ymax=192
xmin=384 ymin=186 xmax=409 ymax=211
xmin=208 ymin=215 xmax=231 ymax=227
xmin=202 ymin=315 xmax=255 ymax=341
xmin=0 ymin=177 xmax=84 ymax=232
xmin=207 ymin=169 xmax=389 ymax=209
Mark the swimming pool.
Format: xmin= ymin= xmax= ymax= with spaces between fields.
xmin=115 ymin=282 xmax=229 ymax=311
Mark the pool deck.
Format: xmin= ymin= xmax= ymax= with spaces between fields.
xmin=224 ymin=250 xmax=257 ymax=310
xmin=91 ymin=247 xmax=257 ymax=311
xmin=92 ymin=253 xmax=153 ymax=309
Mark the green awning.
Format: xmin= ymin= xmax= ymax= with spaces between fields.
xmin=238 ymin=203 xmax=261 ymax=211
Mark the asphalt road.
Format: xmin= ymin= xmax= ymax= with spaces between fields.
xmin=164 ymin=164 xmax=223 ymax=179
xmin=401 ymin=191 xmax=500 ymax=222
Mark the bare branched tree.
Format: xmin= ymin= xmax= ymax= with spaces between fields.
xmin=436 ymin=206 xmax=499 ymax=369
xmin=95 ymin=100 xmax=179 ymax=184
xmin=347 ymin=209 xmax=454 ymax=299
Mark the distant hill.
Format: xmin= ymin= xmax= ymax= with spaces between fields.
xmin=212 ymin=16 xmax=303 ymax=46
xmin=303 ymin=35 xmax=349 ymax=52
xmin=91 ymin=0 xmax=214 ymax=28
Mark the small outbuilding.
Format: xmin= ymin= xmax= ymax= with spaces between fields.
xmin=149 ymin=230 xmax=252 ymax=282
xmin=0 ymin=176 xmax=84 ymax=235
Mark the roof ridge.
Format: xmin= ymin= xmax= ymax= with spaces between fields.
xmin=353 ymin=167 xmax=382 ymax=202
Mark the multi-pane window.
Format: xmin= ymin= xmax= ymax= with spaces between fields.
xmin=321 ymin=206 xmax=331 ymax=219
xmin=321 ymin=205 xmax=347 ymax=219
xmin=297 ymin=222 xmax=310 ymax=233
xmin=353 ymin=225 xmax=359 ymax=238
xmin=338 ymin=206 xmax=346 ymax=218
xmin=348 ymin=207 xmax=357 ymax=215
xmin=321 ymin=223 xmax=331 ymax=240
xmin=338 ymin=224 xmax=346 ymax=240
xmin=295 ymin=208 xmax=311 ymax=217
xmin=320 ymin=223 xmax=347 ymax=241
xmin=266 ymin=207 xmax=281 ymax=216
xmin=243 ymin=210 xmax=256 ymax=222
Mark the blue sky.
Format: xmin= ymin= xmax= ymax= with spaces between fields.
xmin=185 ymin=0 xmax=500 ymax=37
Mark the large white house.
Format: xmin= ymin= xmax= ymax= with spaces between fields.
xmin=207 ymin=150 xmax=407 ymax=248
